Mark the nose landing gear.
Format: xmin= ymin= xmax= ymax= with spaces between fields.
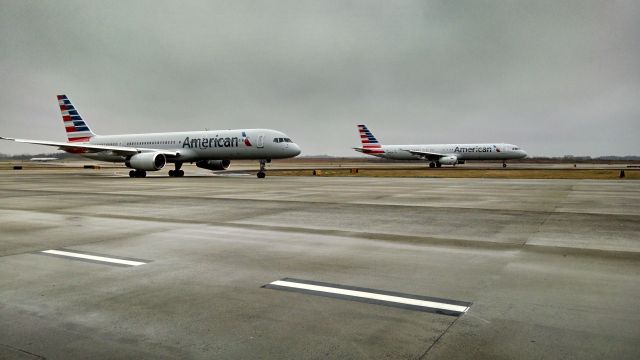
xmin=257 ymin=159 xmax=269 ymax=178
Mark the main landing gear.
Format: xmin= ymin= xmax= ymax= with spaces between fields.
xmin=129 ymin=169 xmax=146 ymax=178
xmin=257 ymin=159 xmax=269 ymax=179
xmin=428 ymin=161 xmax=442 ymax=168
xmin=169 ymin=162 xmax=184 ymax=177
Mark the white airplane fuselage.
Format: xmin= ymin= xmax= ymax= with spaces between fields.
xmin=371 ymin=143 xmax=527 ymax=161
xmin=81 ymin=129 xmax=301 ymax=163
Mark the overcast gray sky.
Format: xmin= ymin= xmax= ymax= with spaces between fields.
xmin=1 ymin=0 xmax=638 ymax=156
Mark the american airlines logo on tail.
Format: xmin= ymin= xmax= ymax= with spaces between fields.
xmin=357 ymin=124 xmax=385 ymax=154
xmin=57 ymin=95 xmax=95 ymax=143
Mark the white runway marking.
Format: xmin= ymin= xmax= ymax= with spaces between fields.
xmin=267 ymin=279 xmax=470 ymax=314
xmin=41 ymin=249 xmax=147 ymax=266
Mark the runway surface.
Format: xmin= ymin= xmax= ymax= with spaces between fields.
xmin=1 ymin=169 xmax=639 ymax=359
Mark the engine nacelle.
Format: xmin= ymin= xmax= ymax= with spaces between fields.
xmin=439 ymin=155 xmax=458 ymax=165
xmin=125 ymin=152 xmax=166 ymax=171
xmin=196 ymin=160 xmax=231 ymax=171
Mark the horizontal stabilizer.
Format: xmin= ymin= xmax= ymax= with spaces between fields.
xmin=353 ymin=146 xmax=385 ymax=154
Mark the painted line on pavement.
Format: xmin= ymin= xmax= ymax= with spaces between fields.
xmin=39 ymin=249 xmax=149 ymax=267
xmin=263 ymin=278 xmax=471 ymax=316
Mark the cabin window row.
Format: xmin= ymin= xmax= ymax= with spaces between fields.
xmin=126 ymin=140 xmax=177 ymax=146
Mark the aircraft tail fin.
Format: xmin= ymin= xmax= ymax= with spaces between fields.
xmin=57 ymin=95 xmax=96 ymax=143
xmin=357 ymin=124 xmax=382 ymax=149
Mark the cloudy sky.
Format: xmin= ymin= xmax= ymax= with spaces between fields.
xmin=1 ymin=0 xmax=638 ymax=156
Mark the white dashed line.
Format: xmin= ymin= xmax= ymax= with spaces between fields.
xmin=41 ymin=249 xmax=147 ymax=266
xmin=266 ymin=279 xmax=471 ymax=315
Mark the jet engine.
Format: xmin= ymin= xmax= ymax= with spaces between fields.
xmin=439 ymin=155 xmax=458 ymax=165
xmin=125 ymin=152 xmax=166 ymax=171
xmin=196 ymin=160 xmax=231 ymax=171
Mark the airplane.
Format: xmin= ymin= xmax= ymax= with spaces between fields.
xmin=1 ymin=95 xmax=301 ymax=178
xmin=353 ymin=124 xmax=527 ymax=167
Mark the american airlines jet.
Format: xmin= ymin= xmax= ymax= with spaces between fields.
xmin=1 ymin=95 xmax=301 ymax=178
xmin=353 ymin=124 xmax=527 ymax=167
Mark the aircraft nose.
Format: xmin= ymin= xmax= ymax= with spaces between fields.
xmin=520 ymin=150 xmax=528 ymax=158
xmin=290 ymin=143 xmax=301 ymax=157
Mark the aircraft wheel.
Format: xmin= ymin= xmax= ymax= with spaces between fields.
xmin=178 ymin=170 xmax=184 ymax=177
xmin=257 ymin=172 xmax=266 ymax=179
xmin=436 ymin=162 xmax=442 ymax=168
xmin=503 ymin=163 xmax=507 ymax=168
xmin=129 ymin=170 xmax=135 ymax=178
xmin=169 ymin=170 xmax=175 ymax=177
xmin=429 ymin=162 xmax=436 ymax=168
xmin=139 ymin=170 xmax=147 ymax=178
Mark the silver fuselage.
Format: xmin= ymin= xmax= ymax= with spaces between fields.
xmin=368 ymin=143 xmax=527 ymax=161
xmin=82 ymin=128 xmax=301 ymax=162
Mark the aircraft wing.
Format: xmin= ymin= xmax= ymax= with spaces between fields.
xmin=402 ymin=149 xmax=447 ymax=160
xmin=0 ymin=137 xmax=179 ymax=157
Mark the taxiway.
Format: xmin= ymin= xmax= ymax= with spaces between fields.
xmin=1 ymin=169 xmax=639 ymax=359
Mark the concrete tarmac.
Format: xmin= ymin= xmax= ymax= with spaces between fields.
xmin=1 ymin=169 xmax=639 ymax=359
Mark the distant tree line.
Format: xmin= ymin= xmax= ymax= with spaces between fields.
xmin=0 ymin=152 xmax=74 ymax=160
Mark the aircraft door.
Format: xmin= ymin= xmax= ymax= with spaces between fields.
xmin=257 ymin=135 xmax=264 ymax=148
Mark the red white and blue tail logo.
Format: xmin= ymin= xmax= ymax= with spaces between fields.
xmin=357 ymin=124 xmax=384 ymax=154
xmin=58 ymin=95 xmax=95 ymax=143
